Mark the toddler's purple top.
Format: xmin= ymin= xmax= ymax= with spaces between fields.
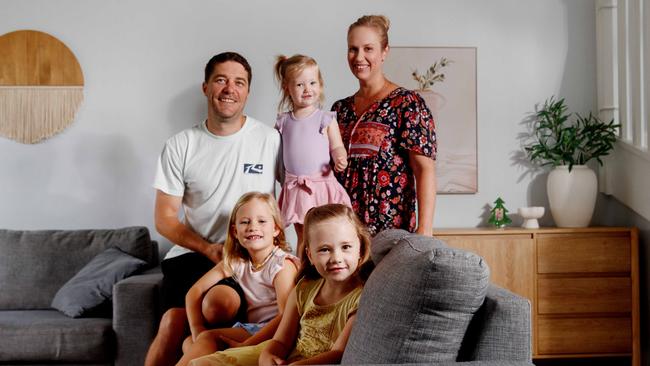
xmin=276 ymin=109 xmax=335 ymax=176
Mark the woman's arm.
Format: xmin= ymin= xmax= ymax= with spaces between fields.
xmin=259 ymin=287 xmax=300 ymax=366
xmin=185 ymin=262 xmax=228 ymax=341
xmin=325 ymin=119 xmax=348 ymax=172
xmin=289 ymin=314 xmax=358 ymax=365
xmin=409 ymin=151 xmax=436 ymax=236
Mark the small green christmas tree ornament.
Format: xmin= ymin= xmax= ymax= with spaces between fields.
xmin=489 ymin=197 xmax=512 ymax=228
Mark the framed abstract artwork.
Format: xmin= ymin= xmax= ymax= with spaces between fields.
xmin=384 ymin=47 xmax=477 ymax=193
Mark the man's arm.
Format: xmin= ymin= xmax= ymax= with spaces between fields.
xmin=154 ymin=190 xmax=223 ymax=263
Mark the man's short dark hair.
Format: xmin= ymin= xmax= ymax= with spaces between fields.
xmin=204 ymin=52 xmax=252 ymax=86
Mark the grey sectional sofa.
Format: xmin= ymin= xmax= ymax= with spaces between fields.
xmin=0 ymin=226 xmax=532 ymax=365
xmin=0 ymin=227 xmax=161 ymax=366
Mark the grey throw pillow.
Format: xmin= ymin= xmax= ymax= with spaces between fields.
xmin=51 ymin=247 xmax=147 ymax=318
xmin=342 ymin=229 xmax=490 ymax=363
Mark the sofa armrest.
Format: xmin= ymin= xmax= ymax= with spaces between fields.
xmin=113 ymin=268 xmax=163 ymax=366
xmin=458 ymin=284 xmax=532 ymax=362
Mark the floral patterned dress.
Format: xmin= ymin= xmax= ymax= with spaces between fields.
xmin=331 ymin=87 xmax=436 ymax=236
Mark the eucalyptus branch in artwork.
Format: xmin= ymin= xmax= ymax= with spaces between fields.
xmin=411 ymin=57 xmax=453 ymax=91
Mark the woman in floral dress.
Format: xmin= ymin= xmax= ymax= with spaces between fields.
xmin=332 ymin=14 xmax=437 ymax=236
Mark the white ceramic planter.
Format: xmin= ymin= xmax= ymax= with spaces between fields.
xmin=547 ymin=165 xmax=597 ymax=227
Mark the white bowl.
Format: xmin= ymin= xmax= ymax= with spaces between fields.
xmin=518 ymin=206 xmax=545 ymax=229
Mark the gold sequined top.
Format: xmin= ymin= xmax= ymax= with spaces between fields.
xmin=289 ymin=277 xmax=363 ymax=361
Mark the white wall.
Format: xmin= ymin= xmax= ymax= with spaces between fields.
xmin=0 ymin=0 xmax=598 ymax=250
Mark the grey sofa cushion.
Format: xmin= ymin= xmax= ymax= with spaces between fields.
xmin=0 ymin=310 xmax=113 ymax=362
xmin=52 ymin=247 xmax=148 ymax=318
xmin=458 ymin=285 xmax=533 ymax=361
xmin=0 ymin=226 xmax=155 ymax=310
xmin=342 ymin=229 xmax=490 ymax=364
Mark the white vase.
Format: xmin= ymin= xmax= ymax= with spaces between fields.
xmin=546 ymin=165 xmax=597 ymax=227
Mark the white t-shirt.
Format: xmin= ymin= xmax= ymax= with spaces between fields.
xmin=154 ymin=116 xmax=281 ymax=260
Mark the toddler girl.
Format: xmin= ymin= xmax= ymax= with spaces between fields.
xmin=177 ymin=192 xmax=299 ymax=365
xmin=274 ymin=54 xmax=351 ymax=253
xmin=188 ymin=203 xmax=372 ymax=366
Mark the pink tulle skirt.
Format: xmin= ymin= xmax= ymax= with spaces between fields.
xmin=278 ymin=170 xmax=351 ymax=227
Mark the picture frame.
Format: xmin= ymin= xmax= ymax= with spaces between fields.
xmin=383 ymin=46 xmax=477 ymax=194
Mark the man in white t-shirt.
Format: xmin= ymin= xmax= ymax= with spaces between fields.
xmin=145 ymin=52 xmax=281 ymax=366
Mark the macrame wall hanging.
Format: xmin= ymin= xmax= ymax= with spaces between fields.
xmin=0 ymin=30 xmax=84 ymax=144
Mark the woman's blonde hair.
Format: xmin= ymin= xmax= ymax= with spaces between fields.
xmin=348 ymin=14 xmax=391 ymax=49
xmin=222 ymin=191 xmax=289 ymax=274
xmin=274 ymin=54 xmax=325 ymax=113
xmin=297 ymin=204 xmax=373 ymax=283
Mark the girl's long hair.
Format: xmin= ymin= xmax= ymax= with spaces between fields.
xmin=222 ymin=192 xmax=289 ymax=274
xmin=297 ymin=204 xmax=373 ymax=283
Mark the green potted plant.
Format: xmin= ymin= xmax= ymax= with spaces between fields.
xmin=525 ymin=96 xmax=620 ymax=227
xmin=525 ymin=96 xmax=619 ymax=171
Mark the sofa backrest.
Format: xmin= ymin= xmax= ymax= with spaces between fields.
xmin=457 ymin=284 xmax=532 ymax=361
xmin=0 ymin=226 xmax=157 ymax=310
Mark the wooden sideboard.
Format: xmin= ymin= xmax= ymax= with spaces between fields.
xmin=433 ymin=227 xmax=640 ymax=366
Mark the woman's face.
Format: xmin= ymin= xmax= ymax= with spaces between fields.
xmin=347 ymin=26 xmax=388 ymax=83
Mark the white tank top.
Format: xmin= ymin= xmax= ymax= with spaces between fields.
xmin=231 ymin=248 xmax=299 ymax=323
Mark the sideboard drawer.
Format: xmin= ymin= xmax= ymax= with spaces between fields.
xmin=538 ymin=317 xmax=631 ymax=354
xmin=538 ymin=277 xmax=631 ymax=314
xmin=537 ymin=233 xmax=630 ymax=273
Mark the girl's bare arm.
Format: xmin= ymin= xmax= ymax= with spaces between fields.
xmin=259 ymin=287 xmax=300 ymax=366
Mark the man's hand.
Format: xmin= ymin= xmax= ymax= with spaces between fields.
xmin=203 ymin=242 xmax=224 ymax=264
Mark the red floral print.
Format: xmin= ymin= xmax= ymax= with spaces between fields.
xmin=332 ymin=87 xmax=436 ymax=236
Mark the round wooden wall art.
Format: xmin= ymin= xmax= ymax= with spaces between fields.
xmin=0 ymin=30 xmax=84 ymax=144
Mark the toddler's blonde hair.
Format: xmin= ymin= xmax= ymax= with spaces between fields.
xmin=274 ymin=54 xmax=325 ymax=113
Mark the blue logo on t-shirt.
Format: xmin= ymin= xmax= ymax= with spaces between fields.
xmin=243 ymin=164 xmax=263 ymax=174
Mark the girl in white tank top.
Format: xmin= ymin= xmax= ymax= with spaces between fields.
xmin=177 ymin=192 xmax=299 ymax=366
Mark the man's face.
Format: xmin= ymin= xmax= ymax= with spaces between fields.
xmin=202 ymin=61 xmax=250 ymax=122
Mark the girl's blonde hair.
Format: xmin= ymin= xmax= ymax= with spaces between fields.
xmin=222 ymin=192 xmax=289 ymax=274
xmin=297 ymin=204 xmax=373 ymax=283
xmin=274 ymin=54 xmax=325 ymax=113
xmin=348 ymin=14 xmax=391 ymax=49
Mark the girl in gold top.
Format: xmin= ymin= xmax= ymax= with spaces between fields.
xmin=189 ymin=204 xmax=373 ymax=366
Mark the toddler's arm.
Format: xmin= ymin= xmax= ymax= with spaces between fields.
xmin=325 ymin=119 xmax=348 ymax=172
xmin=185 ymin=262 xmax=228 ymax=341
xmin=289 ymin=314 xmax=357 ymax=365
